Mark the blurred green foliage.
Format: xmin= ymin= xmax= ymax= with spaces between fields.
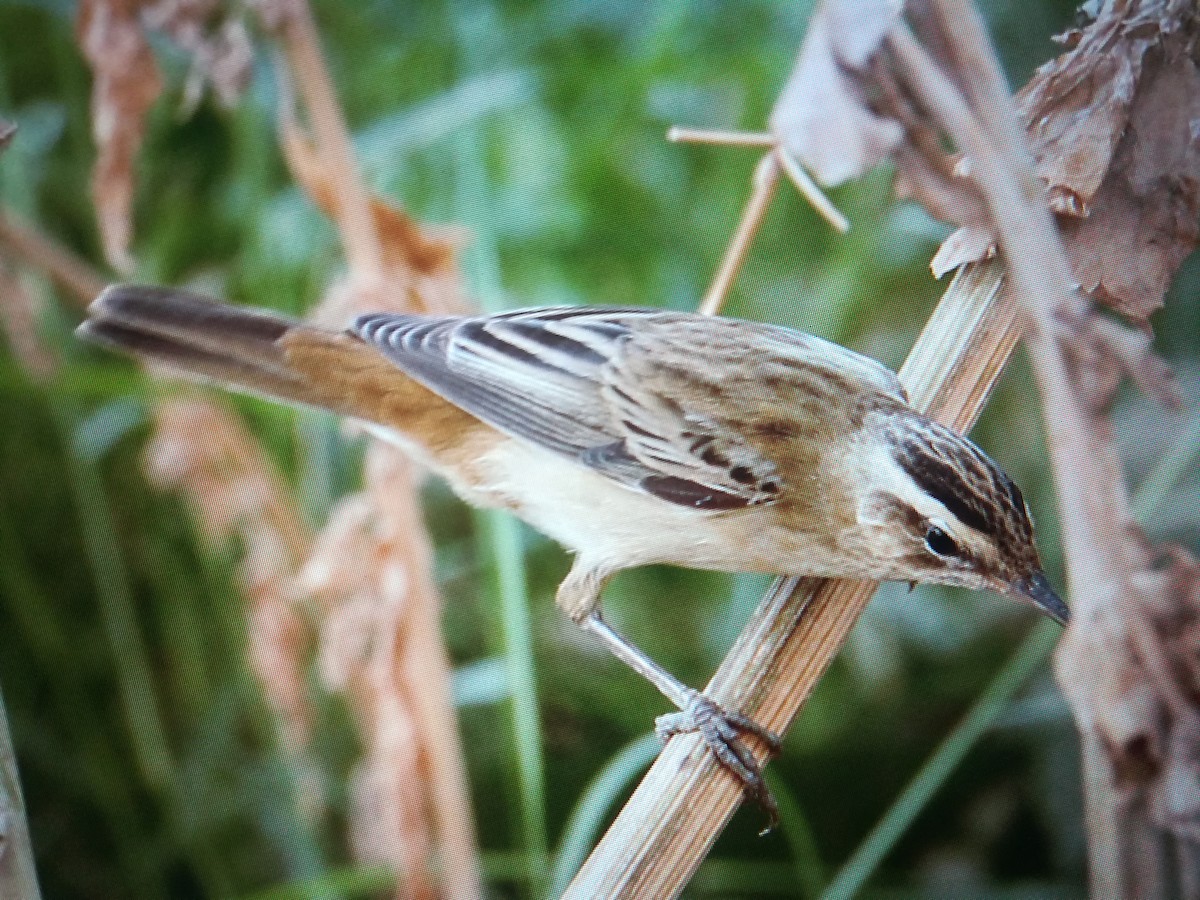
xmin=1 ymin=1 xmax=1197 ymax=898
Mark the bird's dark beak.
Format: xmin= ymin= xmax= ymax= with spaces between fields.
xmin=1009 ymin=571 xmax=1070 ymax=626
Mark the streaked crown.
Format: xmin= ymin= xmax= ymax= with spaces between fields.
xmin=864 ymin=412 xmax=1067 ymax=624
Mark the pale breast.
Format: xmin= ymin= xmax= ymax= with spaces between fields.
xmin=461 ymin=432 xmax=859 ymax=578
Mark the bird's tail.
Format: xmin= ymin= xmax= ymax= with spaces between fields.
xmin=79 ymin=284 xmax=358 ymax=413
xmin=78 ymin=285 xmax=489 ymax=472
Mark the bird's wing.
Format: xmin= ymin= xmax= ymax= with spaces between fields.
xmin=354 ymin=307 xmax=903 ymax=510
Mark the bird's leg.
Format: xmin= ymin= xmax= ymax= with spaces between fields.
xmin=556 ymin=561 xmax=783 ymax=826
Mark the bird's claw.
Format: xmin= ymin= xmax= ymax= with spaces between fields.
xmin=655 ymin=690 xmax=782 ymax=833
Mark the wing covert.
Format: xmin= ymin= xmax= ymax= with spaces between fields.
xmin=354 ymin=307 xmax=644 ymax=458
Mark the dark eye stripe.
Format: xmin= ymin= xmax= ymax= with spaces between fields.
xmin=898 ymin=445 xmax=993 ymax=536
xmin=999 ymin=470 xmax=1025 ymax=514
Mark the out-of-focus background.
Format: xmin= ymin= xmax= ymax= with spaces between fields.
xmin=1 ymin=1 xmax=1197 ymax=898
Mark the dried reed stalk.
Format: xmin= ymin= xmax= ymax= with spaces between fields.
xmin=266 ymin=0 xmax=384 ymax=283
xmin=0 ymin=259 xmax=57 ymax=381
xmin=0 ymin=212 xmax=106 ymax=302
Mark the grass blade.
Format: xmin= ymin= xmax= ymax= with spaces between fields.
xmin=820 ymin=619 xmax=1062 ymax=900
xmin=1131 ymin=410 xmax=1200 ymax=524
xmin=550 ymin=733 xmax=662 ymax=896
xmin=239 ymin=864 xmax=395 ymax=900
xmin=765 ymin=770 xmax=826 ymax=898
xmin=51 ymin=397 xmax=176 ymax=796
xmin=453 ymin=109 xmax=550 ymax=892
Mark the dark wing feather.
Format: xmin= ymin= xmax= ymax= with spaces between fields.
xmin=354 ymin=307 xmax=648 ymax=458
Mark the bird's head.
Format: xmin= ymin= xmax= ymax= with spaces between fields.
xmin=849 ymin=411 xmax=1068 ymax=625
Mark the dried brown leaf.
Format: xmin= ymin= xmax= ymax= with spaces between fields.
xmin=1055 ymin=35 xmax=1200 ymax=324
xmin=248 ymin=593 xmax=313 ymax=749
xmin=1059 ymin=311 xmax=1181 ymax=411
xmin=769 ymin=0 xmax=905 ymax=187
xmin=246 ymin=0 xmax=302 ymax=33
xmin=77 ymin=0 xmax=164 ymax=274
xmin=880 ymin=72 xmax=991 ymax=232
xmin=145 ymin=398 xmax=315 ymax=743
xmin=930 ymin=223 xmax=996 ymax=276
xmin=1152 ymin=717 xmax=1200 ymax=841
xmin=299 ymin=444 xmax=440 ymax=898
xmin=1060 ymin=546 xmax=1200 ymax=846
xmin=777 ymin=0 xmax=1197 ymax=328
xmin=770 ymin=0 xmax=990 ymax=238
xmin=78 ymin=1 xmax=253 ymax=273
xmin=1014 ymin=3 xmax=1156 ymax=211
xmin=939 ymin=0 xmax=1199 ymax=324
xmin=352 ymin=740 xmax=436 ymax=900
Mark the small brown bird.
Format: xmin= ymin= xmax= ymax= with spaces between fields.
xmin=79 ymin=285 xmax=1067 ymax=817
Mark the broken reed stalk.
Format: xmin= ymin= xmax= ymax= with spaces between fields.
xmin=667 ymin=127 xmax=776 ymax=147
xmin=693 ymin=136 xmax=849 ymax=317
xmin=698 ymin=152 xmax=781 ymax=315
xmin=774 ymin=146 xmax=850 ymax=234
xmin=0 ymin=685 xmax=42 ymax=900
xmin=671 ymin=125 xmax=849 ymax=239
xmin=563 ymin=257 xmax=1023 ymax=899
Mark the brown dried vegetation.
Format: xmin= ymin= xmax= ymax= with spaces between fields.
xmin=77 ymin=0 xmax=252 ymax=272
xmin=68 ymin=2 xmax=483 ymax=896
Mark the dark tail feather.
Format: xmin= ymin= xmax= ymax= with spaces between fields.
xmin=78 ymin=285 xmax=334 ymax=409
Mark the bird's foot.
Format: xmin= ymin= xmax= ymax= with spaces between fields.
xmin=655 ymin=690 xmax=782 ymax=833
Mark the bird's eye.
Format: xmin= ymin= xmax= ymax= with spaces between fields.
xmin=924 ymin=525 xmax=960 ymax=558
